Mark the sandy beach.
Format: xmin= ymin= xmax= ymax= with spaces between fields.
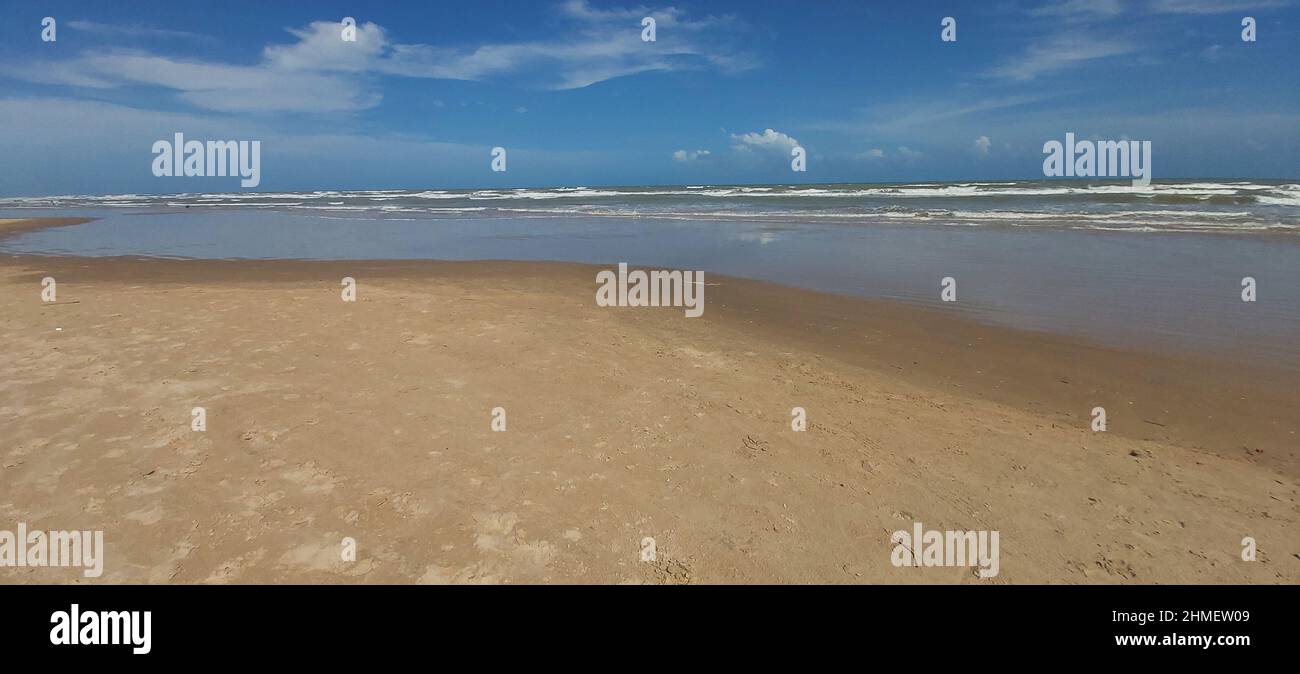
xmin=1 ymin=218 xmax=1295 ymax=584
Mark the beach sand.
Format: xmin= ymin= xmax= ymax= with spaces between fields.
xmin=1 ymin=219 xmax=1296 ymax=584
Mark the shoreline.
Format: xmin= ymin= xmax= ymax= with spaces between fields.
xmin=6 ymin=213 xmax=1299 ymax=370
xmin=3 ymin=215 xmax=1297 ymax=477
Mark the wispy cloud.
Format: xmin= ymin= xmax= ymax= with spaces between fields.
xmin=1150 ymin=0 xmax=1293 ymax=14
xmin=1029 ymin=0 xmax=1293 ymax=18
xmin=5 ymin=49 xmax=379 ymax=113
xmin=267 ymin=8 xmax=749 ymax=89
xmin=2 ymin=3 xmax=752 ymax=114
xmin=809 ymin=94 xmax=1051 ymax=136
xmin=987 ymin=34 xmax=1136 ymax=80
xmin=1029 ymin=0 xmax=1125 ymax=18
xmin=66 ymin=20 xmax=207 ymax=41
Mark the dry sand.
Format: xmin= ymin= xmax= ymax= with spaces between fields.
xmin=1 ymin=219 xmax=1296 ymax=584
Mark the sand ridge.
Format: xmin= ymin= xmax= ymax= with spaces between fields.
xmin=0 ymin=218 xmax=93 ymax=241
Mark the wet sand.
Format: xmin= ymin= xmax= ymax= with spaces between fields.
xmin=6 ymin=208 xmax=1298 ymax=366
xmin=0 ymin=217 xmax=92 ymax=240
xmin=1 ymin=219 xmax=1296 ymax=583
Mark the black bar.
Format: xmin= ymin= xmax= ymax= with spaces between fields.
xmin=0 ymin=584 xmax=1290 ymax=662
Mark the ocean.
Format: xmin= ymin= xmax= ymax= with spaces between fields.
xmin=3 ymin=179 xmax=1299 ymax=233
xmin=3 ymin=179 xmax=1298 ymax=366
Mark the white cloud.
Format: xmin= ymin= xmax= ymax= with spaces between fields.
xmin=2 ymin=41 xmax=380 ymax=113
xmin=673 ymin=149 xmax=711 ymax=162
xmin=851 ymin=148 xmax=885 ymax=160
xmin=987 ymin=35 xmax=1135 ymax=80
xmin=2 ymin=6 xmax=752 ymax=114
xmin=264 ymin=8 xmax=751 ymax=90
xmin=66 ymin=20 xmax=208 ymax=40
xmin=1029 ymin=0 xmax=1125 ymax=18
xmin=560 ymin=0 xmax=678 ymax=23
xmin=730 ymin=128 xmax=800 ymax=153
xmin=973 ymin=135 xmax=991 ymax=157
xmin=1150 ymin=0 xmax=1292 ymax=14
xmin=1028 ymin=0 xmax=1295 ymax=18
xmin=807 ymin=94 xmax=1050 ymax=136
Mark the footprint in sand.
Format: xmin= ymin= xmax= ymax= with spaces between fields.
xmin=469 ymin=512 xmax=558 ymax=577
xmin=125 ymin=503 xmax=164 ymax=525
xmin=280 ymin=461 xmax=338 ymax=494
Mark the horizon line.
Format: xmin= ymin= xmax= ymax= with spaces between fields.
xmin=5 ymin=176 xmax=1299 ymax=200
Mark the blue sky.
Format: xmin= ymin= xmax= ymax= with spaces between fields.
xmin=1 ymin=0 xmax=1298 ymax=195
